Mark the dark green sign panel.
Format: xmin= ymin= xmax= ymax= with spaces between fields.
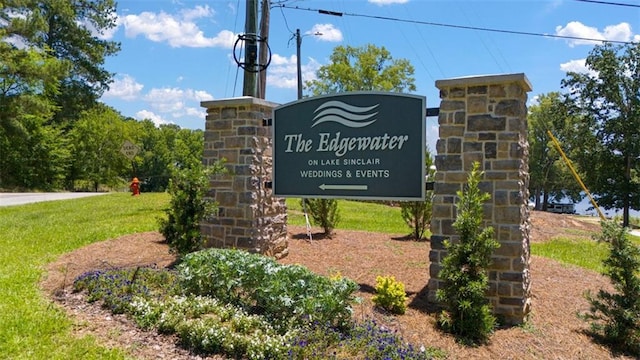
xmin=273 ymin=92 xmax=426 ymax=200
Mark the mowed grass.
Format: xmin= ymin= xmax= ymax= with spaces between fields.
xmin=286 ymin=198 xmax=411 ymax=235
xmin=0 ymin=192 xmax=168 ymax=360
xmin=531 ymin=228 xmax=640 ymax=273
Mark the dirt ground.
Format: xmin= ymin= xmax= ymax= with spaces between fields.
xmin=41 ymin=211 xmax=633 ymax=360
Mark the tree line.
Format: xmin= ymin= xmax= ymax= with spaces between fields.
xmin=0 ymin=0 xmax=203 ymax=191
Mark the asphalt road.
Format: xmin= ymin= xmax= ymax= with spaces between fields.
xmin=0 ymin=192 xmax=108 ymax=207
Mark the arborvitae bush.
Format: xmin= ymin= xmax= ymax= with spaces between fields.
xmin=159 ymin=162 xmax=225 ymax=257
xmin=301 ymin=198 xmax=340 ymax=236
xmin=372 ymin=275 xmax=408 ymax=315
xmin=582 ymin=220 xmax=640 ymax=356
xmin=436 ymin=162 xmax=500 ymax=344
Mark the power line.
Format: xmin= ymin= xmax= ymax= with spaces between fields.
xmin=275 ymin=4 xmax=637 ymax=46
xmin=574 ymin=0 xmax=640 ymax=8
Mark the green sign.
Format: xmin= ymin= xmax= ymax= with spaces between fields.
xmin=273 ymin=92 xmax=426 ymax=200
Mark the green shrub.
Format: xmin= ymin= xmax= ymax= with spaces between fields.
xmin=400 ymin=197 xmax=433 ymax=240
xmin=582 ymin=220 xmax=640 ymax=356
xmin=436 ymin=162 xmax=500 ymax=344
xmin=131 ymin=295 xmax=293 ymax=359
xmin=158 ymin=162 xmax=225 ymax=256
xmin=301 ymin=198 xmax=340 ymax=235
xmin=176 ymin=248 xmax=359 ymax=331
xmin=371 ymin=275 xmax=408 ymax=315
xmin=400 ymin=149 xmax=436 ymax=240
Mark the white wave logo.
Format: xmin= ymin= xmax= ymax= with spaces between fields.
xmin=311 ymin=101 xmax=379 ymax=128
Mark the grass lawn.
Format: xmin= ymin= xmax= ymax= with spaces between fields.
xmin=0 ymin=192 xmax=168 ymax=360
xmin=286 ymin=198 xmax=412 ymax=235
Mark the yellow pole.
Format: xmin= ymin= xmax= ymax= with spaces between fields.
xmin=547 ymin=130 xmax=606 ymax=221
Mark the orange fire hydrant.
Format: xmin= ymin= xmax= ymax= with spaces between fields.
xmin=130 ymin=177 xmax=140 ymax=196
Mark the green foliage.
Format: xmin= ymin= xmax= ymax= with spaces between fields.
xmin=132 ymin=295 xmax=293 ymax=359
xmin=289 ymin=319 xmax=443 ymax=359
xmin=400 ymin=149 xmax=435 ymax=240
xmin=562 ymin=42 xmax=640 ymax=226
xmin=371 ymin=276 xmax=408 ymax=315
xmin=436 ymin=162 xmax=500 ymax=344
xmin=287 ymin=198 xmax=409 ymax=234
xmin=582 ymin=220 xmax=640 ymax=355
xmin=306 ymin=44 xmax=416 ymax=95
xmin=527 ymin=92 xmax=582 ymax=210
xmin=301 ymin=198 xmax=341 ymax=235
xmin=0 ymin=193 xmax=168 ymax=359
xmin=177 ymin=248 xmax=359 ymax=331
xmin=69 ymin=105 xmax=130 ymax=191
xmin=159 ymin=162 xmax=225 ymax=256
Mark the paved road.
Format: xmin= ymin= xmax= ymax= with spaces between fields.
xmin=0 ymin=192 xmax=108 ymax=207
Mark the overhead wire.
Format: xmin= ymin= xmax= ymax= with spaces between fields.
xmin=226 ymin=0 xmax=243 ymax=98
xmin=275 ymin=4 xmax=637 ymax=46
xmin=573 ymin=0 xmax=640 ymax=8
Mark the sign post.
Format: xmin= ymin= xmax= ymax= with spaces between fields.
xmin=273 ymin=92 xmax=426 ymax=200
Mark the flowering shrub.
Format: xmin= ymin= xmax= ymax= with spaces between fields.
xmin=372 ymin=275 xmax=408 ymax=315
xmin=73 ymin=267 xmax=177 ymax=314
xmin=287 ymin=319 xmax=441 ymax=359
xmin=73 ymin=251 xmax=442 ymax=359
xmin=131 ymin=295 xmax=294 ymax=359
xmin=177 ymin=248 xmax=359 ymax=331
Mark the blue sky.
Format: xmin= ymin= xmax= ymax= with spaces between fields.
xmin=98 ymin=0 xmax=639 ymax=151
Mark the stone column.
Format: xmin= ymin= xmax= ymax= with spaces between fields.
xmin=200 ymin=97 xmax=288 ymax=259
xmin=428 ymin=74 xmax=532 ymax=325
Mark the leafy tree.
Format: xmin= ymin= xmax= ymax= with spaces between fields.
xmin=305 ymin=44 xmax=416 ymax=96
xmin=583 ymin=220 xmax=640 ymax=356
xmin=400 ymin=148 xmax=435 ymax=240
xmin=3 ymin=0 xmax=121 ymax=125
xmin=436 ymin=162 xmax=500 ymax=344
xmin=68 ymin=104 xmax=129 ymax=191
xmin=0 ymin=21 xmax=68 ymax=189
xmin=562 ymin=42 xmax=640 ymax=226
xmin=527 ymin=92 xmax=582 ymax=210
xmin=159 ymin=162 xmax=226 ymax=257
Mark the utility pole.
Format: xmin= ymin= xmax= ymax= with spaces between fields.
xmin=242 ymin=0 xmax=258 ymax=97
xmin=296 ymin=28 xmax=302 ymax=100
xmin=258 ymin=0 xmax=270 ymax=99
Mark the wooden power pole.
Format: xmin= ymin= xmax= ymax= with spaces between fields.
xmin=258 ymin=0 xmax=270 ymax=99
xmin=242 ymin=0 xmax=258 ymax=97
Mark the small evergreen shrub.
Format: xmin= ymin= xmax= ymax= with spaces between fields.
xmin=400 ymin=196 xmax=433 ymax=240
xmin=371 ymin=275 xmax=408 ymax=315
xmin=158 ymin=162 xmax=225 ymax=256
xmin=176 ymin=248 xmax=359 ymax=331
xmin=436 ymin=162 xmax=500 ymax=344
xmin=301 ymin=198 xmax=340 ymax=235
xmin=582 ymin=220 xmax=640 ymax=356
xmin=400 ymin=150 xmax=436 ymax=240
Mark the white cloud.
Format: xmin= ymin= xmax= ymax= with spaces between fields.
xmin=121 ymin=7 xmax=235 ymax=48
xmin=143 ymin=87 xmax=213 ymax=116
xmin=559 ymin=58 xmax=598 ymax=77
xmin=555 ymin=21 xmax=635 ymax=47
xmin=180 ymin=5 xmax=213 ymax=21
xmin=307 ymin=24 xmax=343 ymax=42
xmin=267 ymin=55 xmax=321 ymax=90
xmin=368 ymin=0 xmax=409 ymax=5
xmin=136 ymin=110 xmax=171 ymax=126
xmin=104 ymin=74 xmax=144 ymax=100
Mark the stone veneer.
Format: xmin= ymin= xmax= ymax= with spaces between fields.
xmin=200 ymin=97 xmax=288 ymax=259
xmin=428 ymin=74 xmax=532 ymax=325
